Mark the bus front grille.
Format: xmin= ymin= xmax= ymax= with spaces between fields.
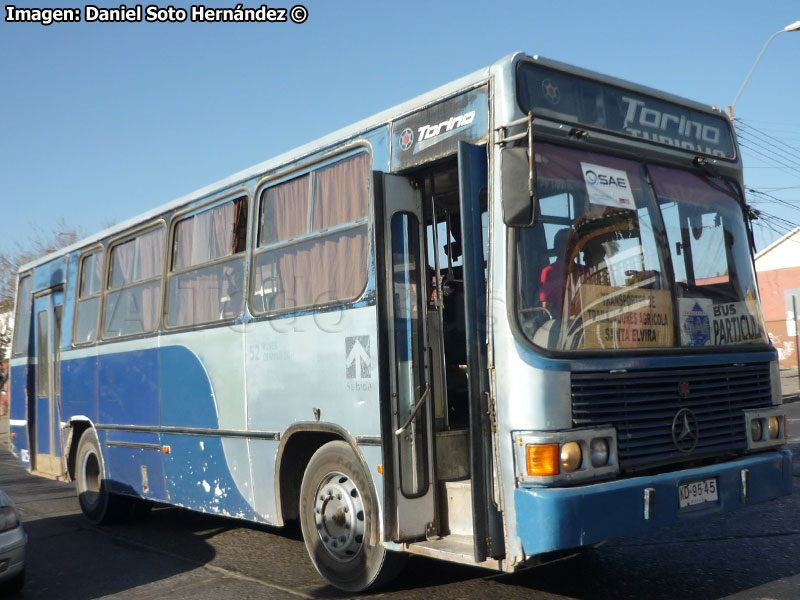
xmin=571 ymin=362 xmax=772 ymax=471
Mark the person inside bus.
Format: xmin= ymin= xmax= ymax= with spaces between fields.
xmin=439 ymin=240 xmax=468 ymax=428
xmin=539 ymin=228 xmax=571 ymax=319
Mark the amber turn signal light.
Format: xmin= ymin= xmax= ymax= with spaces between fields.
xmin=526 ymin=444 xmax=560 ymax=477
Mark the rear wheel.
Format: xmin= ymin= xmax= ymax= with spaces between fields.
xmin=299 ymin=441 xmax=403 ymax=591
xmin=75 ymin=429 xmax=139 ymax=524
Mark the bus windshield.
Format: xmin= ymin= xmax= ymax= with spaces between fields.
xmin=514 ymin=142 xmax=767 ymax=351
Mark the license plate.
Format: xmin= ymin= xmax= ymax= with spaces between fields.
xmin=678 ymin=478 xmax=718 ymax=508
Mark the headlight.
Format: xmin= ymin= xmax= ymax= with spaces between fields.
xmin=590 ymin=438 xmax=610 ymax=467
xmin=768 ymin=416 xmax=781 ymax=440
xmin=560 ymin=442 xmax=582 ymax=472
xmin=0 ymin=506 xmax=20 ymax=532
xmin=750 ymin=418 xmax=763 ymax=442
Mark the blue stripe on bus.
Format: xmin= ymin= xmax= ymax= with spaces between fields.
xmin=9 ymin=365 xmax=31 ymax=462
xmin=98 ymin=349 xmax=160 ymax=426
xmin=35 ymin=397 xmax=50 ymax=455
xmin=160 ymin=345 xmax=219 ymax=429
xmin=58 ymin=344 xmax=255 ymax=517
xmin=163 ymin=434 xmax=258 ymax=520
xmin=9 ymin=365 xmax=29 ymax=421
xmin=61 ymin=351 xmax=96 ymax=422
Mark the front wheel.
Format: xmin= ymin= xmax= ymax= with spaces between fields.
xmin=299 ymin=441 xmax=403 ymax=591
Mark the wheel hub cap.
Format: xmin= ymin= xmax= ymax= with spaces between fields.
xmin=313 ymin=472 xmax=366 ymax=562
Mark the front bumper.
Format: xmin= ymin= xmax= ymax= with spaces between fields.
xmin=0 ymin=525 xmax=26 ymax=582
xmin=514 ymin=449 xmax=792 ymax=556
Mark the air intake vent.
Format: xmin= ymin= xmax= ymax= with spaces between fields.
xmin=571 ymin=363 xmax=772 ymax=471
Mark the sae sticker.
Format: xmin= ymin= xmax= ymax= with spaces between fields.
xmin=581 ymin=162 xmax=636 ymax=210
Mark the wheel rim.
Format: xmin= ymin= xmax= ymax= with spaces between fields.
xmin=81 ymin=449 xmax=102 ymax=508
xmin=312 ymin=471 xmax=366 ymax=562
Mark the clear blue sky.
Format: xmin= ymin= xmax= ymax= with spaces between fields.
xmin=2 ymin=1 xmax=799 ymax=255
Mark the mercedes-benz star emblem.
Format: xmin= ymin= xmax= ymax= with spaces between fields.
xmin=671 ymin=408 xmax=699 ymax=454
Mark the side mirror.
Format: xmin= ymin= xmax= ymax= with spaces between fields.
xmin=502 ymin=147 xmax=538 ymax=226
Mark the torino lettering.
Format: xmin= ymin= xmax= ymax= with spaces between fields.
xmin=621 ymin=97 xmax=724 ymax=156
xmin=417 ymin=110 xmax=476 ymax=141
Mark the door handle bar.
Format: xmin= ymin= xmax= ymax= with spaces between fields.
xmin=394 ymin=383 xmax=431 ymax=436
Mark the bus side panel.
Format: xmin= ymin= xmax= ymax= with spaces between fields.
xmin=105 ymin=430 xmax=166 ymax=499
xmin=160 ymin=342 xmax=257 ymax=520
xmin=97 ymin=347 xmax=164 ymax=497
xmin=60 ymin=352 xmax=98 ymax=423
xmin=35 ymin=396 xmax=50 ymax=455
xmin=8 ymin=362 xmax=32 ymax=468
xmin=98 ymin=348 xmax=160 ymax=426
xmin=245 ymin=305 xmax=384 ymax=520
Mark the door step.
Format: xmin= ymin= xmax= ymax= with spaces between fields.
xmin=441 ymin=479 xmax=473 ymax=536
xmin=404 ymin=534 xmax=508 ymax=571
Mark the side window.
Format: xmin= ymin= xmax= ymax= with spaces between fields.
xmin=252 ymin=152 xmax=370 ymax=313
xmin=12 ymin=275 xmax=33 ymax=356
xmin=166 ymin=196 xmax=248 ymax=327
xmin=103 ymin=226 xmax=165 ymax=338
xmin=73 ymin=249 xmax=104 ymax=344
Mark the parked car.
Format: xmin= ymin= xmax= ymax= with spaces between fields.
xmin=0 ymin=490 xmax=25 ymax=593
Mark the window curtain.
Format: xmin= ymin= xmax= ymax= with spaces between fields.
xmin=312 ymin=153 xmax=369 ymax=229
xmin=139 ymin=229 xmax=164 ymax=332
xmin=111 ymin=240 xmax=135 ymax=288
xmin=255 ymin=154 xmax=369 ymax=312
xmin=169 ymin=199 xmax=247 ymax=327
xmin=265 ymin=175 xmax=309 ymax=244
xmin=310 ymin=154 xmax=369 ymax=304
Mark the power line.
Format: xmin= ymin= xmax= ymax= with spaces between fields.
xmin=739 ymin=141 xmax=800 ymax=181
xmin=748 ymin=189 xmax=800 ymax=212
xmin=737 ymin=120 xmax=800 ymax=162
xmin=737 ymin=133 xmax=800 ymax=169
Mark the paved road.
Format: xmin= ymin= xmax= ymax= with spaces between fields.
xmin=1 ymin=405 xmax=799 ymax=600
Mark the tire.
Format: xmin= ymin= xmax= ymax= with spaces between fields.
xmin=74 ymin=429 xmax=136 ymax=524
xmin=0 ymin=568 xmax=25 ymax=594
xmin=299 ymin=441 xmax=404 ymax=591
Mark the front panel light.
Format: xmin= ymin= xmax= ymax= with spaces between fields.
xmin=560 ymin=442 xmax=582 ymax=472
xmin=527 ymin=444 xmax=559 ymax=476
xmin=750 ymin=418 xmax=763 ymax=442
xmin=768 ymin=416 xmax=781 ymax=439
xmin=744 ymin=407 xmax=787 ymax=451
xmin=590 ymin=438 xmax=610 ymax=467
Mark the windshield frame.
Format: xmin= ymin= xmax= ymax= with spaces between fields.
xmin=505 ymin=141 xmax=770 ymax=357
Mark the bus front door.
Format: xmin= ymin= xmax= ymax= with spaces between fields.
xmin=380 ymin=174 xmax=437 ymax=541
xmin=457 ymin=141 xmax=503 ymax=560
xmin=31 ymin=289 xmax=65 ymax=477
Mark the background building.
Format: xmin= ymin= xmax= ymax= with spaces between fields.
xmin=755 ymin=227 xmax=800 ymax=368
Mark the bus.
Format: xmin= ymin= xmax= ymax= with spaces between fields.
xmin=8 ymin=52 xmax=791 ymax=591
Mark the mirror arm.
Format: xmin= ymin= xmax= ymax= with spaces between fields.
xmin=527 ymin=111 xmax=534 ymax=200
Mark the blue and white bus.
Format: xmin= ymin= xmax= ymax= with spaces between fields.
xmin=9 ymin=53 xmax=791 ymax=591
